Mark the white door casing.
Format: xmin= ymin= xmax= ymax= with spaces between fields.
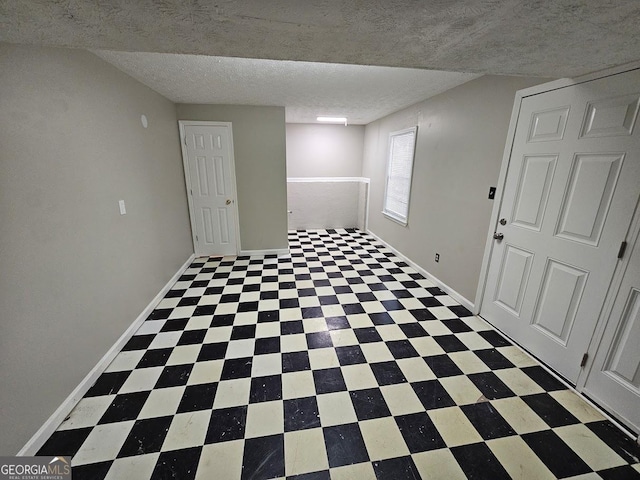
xmin=180 ymin=122 xmax=240 ymax=257
xmin=480 ymin=69 xmax=640 ymax=384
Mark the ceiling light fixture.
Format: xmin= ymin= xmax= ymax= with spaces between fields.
xmin=317 ymin=116 xmax=348 ymax=126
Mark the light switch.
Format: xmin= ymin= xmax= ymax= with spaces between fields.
xmin=119 ymin=200 xmax=126 ymax=215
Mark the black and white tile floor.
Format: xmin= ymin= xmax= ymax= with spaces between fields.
xmin=37 ymin=229 xmax=640 ymax=479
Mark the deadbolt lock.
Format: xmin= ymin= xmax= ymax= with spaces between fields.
xmin=499 ymin=218 xmax=507 ymax=225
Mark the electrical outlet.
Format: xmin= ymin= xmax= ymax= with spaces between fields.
xmin=435 ymin=253 xmax=440 ymax=263
xmin=119 ymin=200 xmax=126 ymax=215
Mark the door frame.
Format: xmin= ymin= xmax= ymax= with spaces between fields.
xmin=472 ymin=62 xmax=640 ymax=436
xmin=178 ymin=120 xmax=241 ymax=256
xmin=474 ymin=61 xmax=640 ymax=315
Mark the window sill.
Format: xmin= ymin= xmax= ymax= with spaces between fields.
xmin=382 ymin=211 xmax=408 ymax=227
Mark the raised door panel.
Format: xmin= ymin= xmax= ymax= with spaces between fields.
xmin=200 ymin=207 xmax=215 ymax=246
xmin=555 ymin=154 xmax=623 ymax=246
xmin=217 ymin=208 xmax=230 ymax=245
xmin=605 ymin=288 xmax=640 ymax=389
xmin=580 ymin=94 xmax=640 ymax=138
xmin=212 ymin=133 xmax=222 ymax=150
xmin=214 ymin=156 xmax=226 ymax=196
xmin=196 ymin=156 xmax=210 ymax=196
xmin=527 ymin=106 xmax=570 ymax=143
xmin=512 ymin=155 xmax=557 ymax=231
xmin=531 ymin=259 xmax=588 ymax=346
xmin=493 ymin=245 xmax=534 ymax=316
xmin=194 ymin=133 xmax=206 ymax=149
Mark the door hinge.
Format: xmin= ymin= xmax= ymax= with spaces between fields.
xmin=580 ymin=353 xmax=588 ymax=368
xmin=190 ymin=189 xmax=193 ymax=196
xmin=195 ymin=235 xmax=198 ymax=242
xmin=617 ymin=241 xmax=627 ymax=259
xmin=183 ymin=136 xmax=187 ymax=146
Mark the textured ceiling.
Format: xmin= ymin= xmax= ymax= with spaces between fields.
xmin=2 ymin=1 xmax=640 ymax=78
xmin=4 ymin=0 xmax=639 ymax=124
xmin=93 ymin=51 xmax=480 ymax=124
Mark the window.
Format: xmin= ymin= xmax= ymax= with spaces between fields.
xmin=383 ymin=126 xmax=417 ymax=225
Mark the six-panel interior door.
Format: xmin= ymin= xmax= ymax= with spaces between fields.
xmin=481 ymin=69 xmax=640 ymax=384
xmin=184 ymin=124 xmax=238 ymax=257
xmin=583 ymin=222 xmax=640 ymax=432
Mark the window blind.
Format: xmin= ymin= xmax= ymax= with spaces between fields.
xmin=383 ymin=127 xmax=417 ymax=225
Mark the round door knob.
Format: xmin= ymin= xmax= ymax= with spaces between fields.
xmin=226 ymin=199 xmax=232 ymax=205
xmin=493 ymin=232 xmax=504 ymax=241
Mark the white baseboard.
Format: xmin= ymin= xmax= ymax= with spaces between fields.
xmin=18 ymin=253 xmax=196 ymax=456
xmin=239 ymin=248 xmax=290 ymax=256
xmin=366 ymin=230 xmax=475 ymax=312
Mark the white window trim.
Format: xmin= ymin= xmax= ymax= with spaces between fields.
xmin=382 ymin=126 xmax=418 ymax=226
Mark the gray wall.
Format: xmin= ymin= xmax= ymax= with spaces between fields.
xmin=286 ymin=124 xmax=366 ymax=229
xmin=177 ymin=105 xmax=288 ymax=251
xmin=363 ymin=75 xmax=546 ymax=303
xmin=0 ymin=44 xmax=193 ymax=454
xmin=286 ymin=123 xmax=365 ymax=177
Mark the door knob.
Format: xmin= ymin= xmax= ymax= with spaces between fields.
xmin=226 ymin=199 xmax=232 ymax=205
xmin=493 ymin=232 xmax=504 ymax=241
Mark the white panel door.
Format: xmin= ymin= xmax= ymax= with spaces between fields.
xmin=481 ymin=69 xmax=640 ymax=383
xmin=184 ymin=124 xmax=238 ymax=257
xmin=584 ymin=224 xmax=640 ymax=432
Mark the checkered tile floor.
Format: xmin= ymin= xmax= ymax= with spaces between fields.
xmin=37 ymin=229 xmax=640 ymax=479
